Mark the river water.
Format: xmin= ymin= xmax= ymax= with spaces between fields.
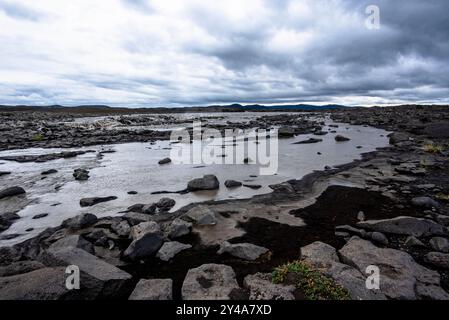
xmin=0 ymin=113 xmax=390 ymax=246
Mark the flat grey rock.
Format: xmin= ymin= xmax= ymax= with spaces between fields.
xmin=129 ymin=279 xmax=173 ymax=300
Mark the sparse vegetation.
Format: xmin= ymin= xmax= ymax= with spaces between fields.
xmin=272 ymin=261 xmax=350 ymax=300
xmin=423 ymin=143 xmax=444 ymax=154
xmin=31 ymin=133 xmax=44 ymax=141
xmin=436 ymin=194 xmax=449 ymax=202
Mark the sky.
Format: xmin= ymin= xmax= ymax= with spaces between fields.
xmin=0 ymin=0 xmax=448 ymax=107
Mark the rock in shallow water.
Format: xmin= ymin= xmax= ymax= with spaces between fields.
xmin=79 ymin=196 xmax=117 ymax=207
xmin=182 ymin=264 xmax=239 ymax=300
xmin=0 ymin=186 xmax=25 ymax=200
xmin=62 ymin=213 xmax=98 ymax=230
xmin=224 ymin=180 xmax=242 ymax=188
xmin=187 ymin=175 xmax=219 ymax=191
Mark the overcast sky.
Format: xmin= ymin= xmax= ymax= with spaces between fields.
xmin=0 ymin=0 xmax=448 ymax=107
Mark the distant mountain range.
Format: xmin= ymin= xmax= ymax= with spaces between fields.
xmin=0 ymin=103 xmax=349 ymax=113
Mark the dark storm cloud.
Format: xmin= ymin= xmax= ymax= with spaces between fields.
xmin=0 ymin=0 xmax=448 ymax=107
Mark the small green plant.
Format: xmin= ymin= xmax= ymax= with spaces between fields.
xmin=436 ymin=194 xmax=449 ymax=202
xmin=272 ymin=261 xmax=350 ymax=300
xmin=423 ymin=143 xmax=444 ymax=154
xmin=31 ymin=133 xmax=44 ymax=141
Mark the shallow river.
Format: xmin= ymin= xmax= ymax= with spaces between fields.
xmin=0 ymin=113 xmax=390 ymax=246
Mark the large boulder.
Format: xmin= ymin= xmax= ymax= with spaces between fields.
xmin=217 ymin=241 xmax=269 ymax=261
xmin=0 ymin=186 xmax=25 ymax=200
xmin=339 ymin=236 xmax=447 ymax=300
xmin=300 ymin=241 xmax=386 ymax=300
xmin=243 ymin=273 xmax=295 ymax=300
xmin=0 ymin=267 xmax=70 ymax=300
xmin=111 ymin=220 xmax=131 ymax=238
xmin=182 ymin=264 xmax=239 ymax=300
xmin=184 ymin=205 xmax=217 ymax=226
xmin=156 ymin=241 xmax=192 ymax=261
xmin=187 ymin=175 xmax=219 ymax=191
xmin=40 ymin=247 xmax=132 ymax=299
xmin=128 ymin=279 xmax=173 ymax=300
xmin=357 ymin=216 xmax=445 ymax=237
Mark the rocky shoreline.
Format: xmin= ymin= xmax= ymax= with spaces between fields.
xmin=1 ymin=105 xmax=449 ymax=300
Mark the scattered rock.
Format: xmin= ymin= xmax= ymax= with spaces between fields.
xmin=182 ymin=264 xmax=239 ymax=300
xmin=243 ymin=273 xmax=295 ymax=300
xmin=429 ymin=237 xmax=449 ymax=253
xmin=158 ymin=158 xmax=171 ymax=165
xmin=156 ymin=241 xmax=192 ymax=261
xmin=357 ymin=216 xmax=445 ymax=237
xmin=41 ymin=169 xmax=57 ymax=175
xmin=0 ymin=186 xmax=25 ymax=200
xmin=156 ymin=198 xmax=176 ymax=211
xmin=130 ymin=221 xmax=162 ymax=240
xmin=187 ymin=175 xmax=220 ymax=191
xmin=184 ymin=205 xmax=217 ymax=226
xmin=73 ymin=168 xmax=89 ymax=181
xmin=127 ymin=191 xmax=138 ymax=195
xmin=370 ymin=232 xmax=389 ymax=245
xmin=335 ymin=135 xmax=350 ymax=142
xmin=224 ymin=180 xmax=243 ymax=188
xmin=424 ymin=252 xmax=449 ymax=269
xmin=0 ymin=171 xmax=11 ymax=176
xmin=111 ymin=220 xmax=131 ymax=238
xmin=389 ymin=132 xmax=410 ymax=145
xmin=166 ymin=218 xmax=192 ymax=239
xmin=80 ymin=196 xmax=117 ymax=207
xmin=405 ymin=236 xmax=426 ymax=248
xmin=217 ymin=241 xmax=269 ymax=261
xmin=123 ymin=222 xmax=164 ymax=261
xmin=411 ymin=197 xmax=440 ymax=209
xmin=243 ymin=184 xmax=262 ymax=189
xmin=268 ymin=182 xmax=295 ymax=193
xmin=128 ymin=279 xmax=173 ymax=300
xmin=62 ymin=213 xmax=98 ymax=230
xmin=142 ymin=203 xmax=157 ymax=215
xmin=49 ymin=234 xmax=94 ymax=254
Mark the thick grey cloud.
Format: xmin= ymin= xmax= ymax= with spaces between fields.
xmin=0 ymin=0 xmax=448 ymax=107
